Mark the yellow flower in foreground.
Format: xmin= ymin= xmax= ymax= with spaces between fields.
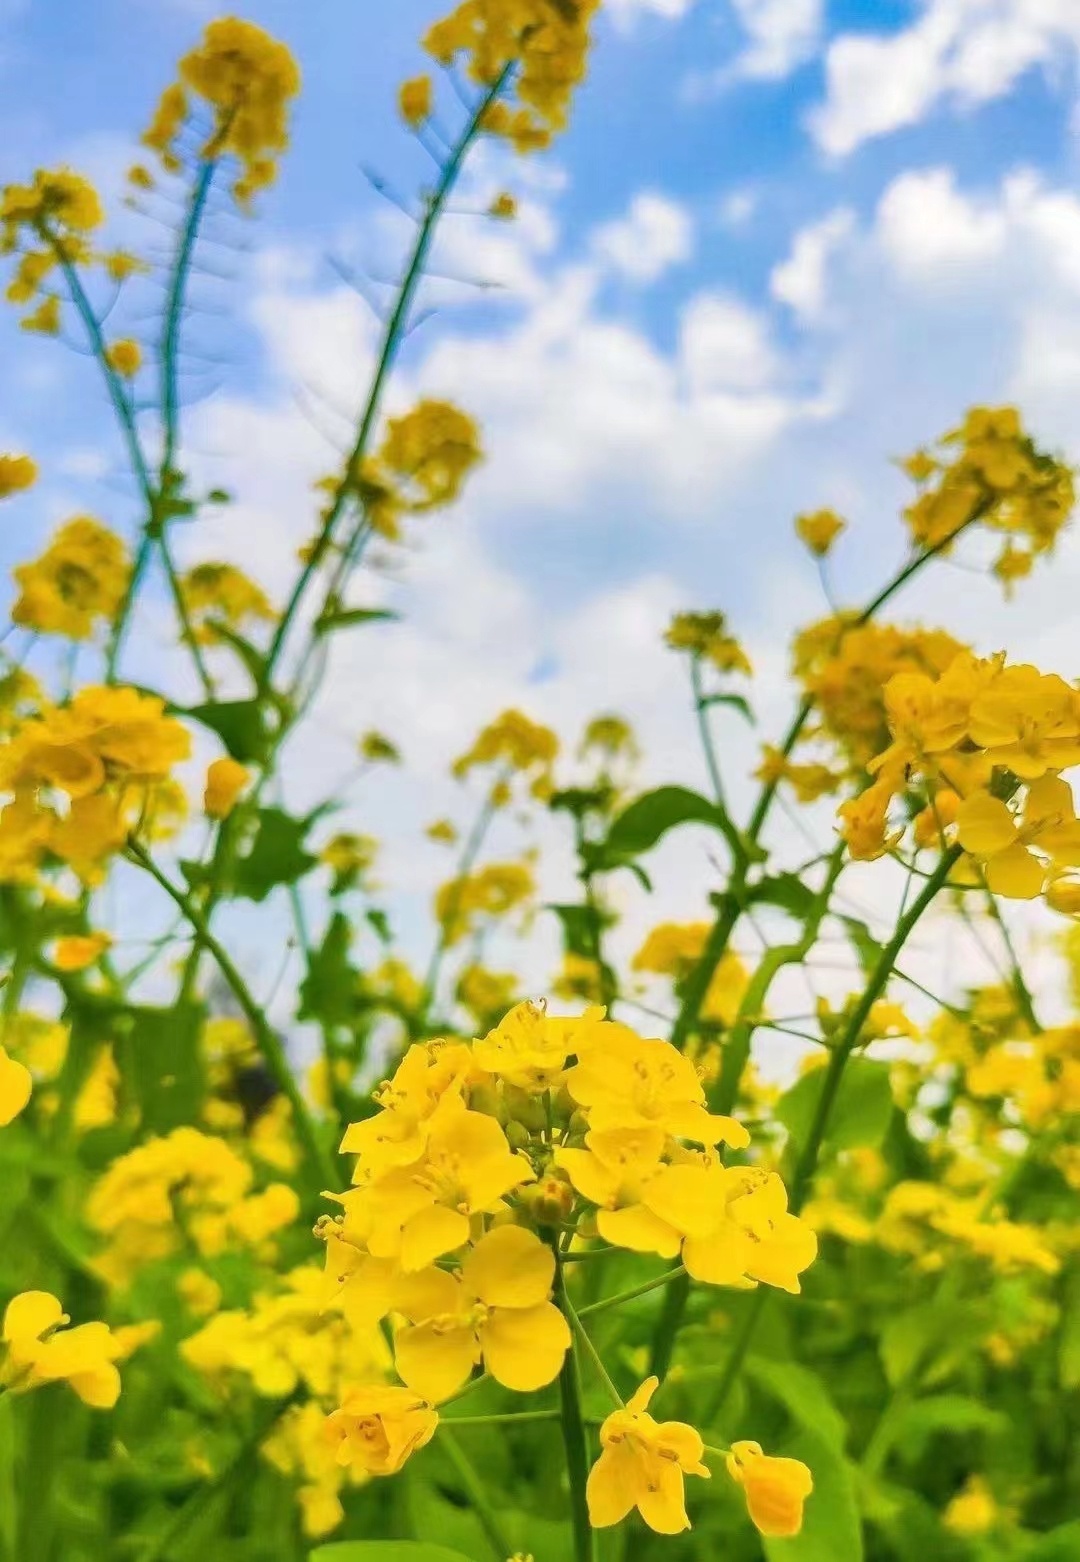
xmin=393 ymin=1224 xmax=570 ymax=1402
xmin=2 ymin=1291 xmax=123 ymax=1407
xmin=0 ymin=1045 xmax=32 ymax=1125
xmin=587 ymin=1377 xmax=709 ymax=1534
xmin=956 ymin=775 xmax=1080 ymax=899
xmin=0 ymin=453 xmax=37 ymax=497
xmin=726 ymin=1440 xmax=813 ymax=1538
xmin=795 ymin=508 xmax=846 ymax=556
xmin=325 ymin=1384 xmax=437 ymax=1475
xmin=204 ymin=756 xmax=249 ymax=818
xmin=52 ymin=932 xmax=112 ymax=972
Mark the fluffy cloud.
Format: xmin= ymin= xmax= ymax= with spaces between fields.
xmin=770 ymin=207 xmax=855 ymax=320
xmin=810 ymin=0 xmax=1080 ymax=156
xmin=727 ymin=0 xmax=823 ymax=80
xmin=591 ymin=191 xmax=694 ymax=283
xmin=605 ymin=0 xmax=697 ymax=22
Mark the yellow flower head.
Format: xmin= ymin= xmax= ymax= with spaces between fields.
xmin=795 ymin=508 xmax=846 ymax=556
xmin=12 ymin=517 xmax=130 ymax=640
xmin=0 ymin=1045 xmax=33 ymax=1125
xmin=51 ymin=931 xmax=112 ymax=972
xmin=726 ymin=1440 xmax=813 ymax=1538
xmin=398 ymin=74 xmax=433 ymax=127
xmin=325 ymin=1384 xmax=437 ymax=1476
xmin=105 ymin=338 xmax=141 ymax=377
xmin=587 ymin=1377 xmax=709 ymax=1534
xmin=2 ymin=1291 xmax=123 ymax=1408
xmin=0 ymin=453 xmax=37 ymax=498
xmin=665 ymin=610 xmax=751 ymax=675
xmin=179 ymin=561 xmax=274 ymax=645
xmin=204 ymin=755 xmax=249 ymax=819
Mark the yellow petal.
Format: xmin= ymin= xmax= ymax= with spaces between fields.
xmin=682 ymin=1223 xmax=755 ymax=1287
xmin=636 ymin=1453 xmax=691 ymax=1534
xmin=985 ymin=842 xmax=1045 ymax=900
xmin=462 ymin=1224 xmax=554 ymax=1309
xmin=69 ymin=1362 xmax=122 ymax=1409
xmin=597 ymin=1205 xmax=682 ymax=1259
xmin=587 ymin=1443 xmax=639 ymax=1528
xmin=394 ymin=1320 xmax=478 ymax=1404
xmin=956 ymin=793 xmax=1019 ymax=856
xmin=642 ymin=1164 xmax=724 ymax=1239
xmin=480 ymin=1300 xmax=570 ymax=1392
xmin=399 ymin=1205 xmax=470 ymax=1271
xmin=0 ymin=1046 xmax=32 ymax=1126
xmin=3 ymin=1290 xmax=64 ymax=1345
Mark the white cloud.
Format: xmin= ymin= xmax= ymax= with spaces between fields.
xmin=874 ymin=166 xmax=1009 ymax=277
xmin=770 ymin=207 xmax=855 ymax=319
xmin=728 ymin=0 xmax=823 ymax=80
xmin=679 ymin=291 xmax=780 ymax=391
xmin=811 ymin=0 xmax=1080 ymax=156
xmin=591 ymin=192 xmax=694 ymax=283
xmin=605 ymin=0 xmax=697 ymax=22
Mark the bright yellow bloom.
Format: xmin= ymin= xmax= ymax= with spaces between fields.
xmin=472 ymin=997 xmax=582 ymax=1091
xmin=0 ymin=1045 xmax=32 ymax=1125
xmin=489 ymin=192 xmax=517 ymax=219
xmin=726 ymin=1441 xmax=813 ymax=1538
xmin=20 ymin=295 xmax=61 ymax=334
xmin=325 ymin=1384 xmax=437 ymax=1476
xmin=556 ymin=1126 xmax=681 ymax=1258
xmin=340 ymin=1039 xmax=474 ymax=1184
xmin=587 ymin=1377 xmax=709 ymax=1534
xmin=943 ymin=1475 xmax=1001 ymax=1535
xmin=52 ymin=931 xmax=112 ymax=972
xmin=646 ymin=1164 xmax=817 ymax=1292
xmin=453 ymin=708 xmax=557 ymax=780
xmin=795 ymin=508 xmax=846 ymax=556
xmin=0 ymin=453 xmax=37 ymax=497
xmin=394 ymin=1225 xmax=570 ymax=1401
xmin=564 ymin=1025 xmax=749 ymax=1146
xmin=180 ymin=561 xmax=274 ymax=645
xmin=204 ymin=756 xmax=249 ymax=818
xmin=956 ymin=776 xmax=1080 ymax=899
xmin=665 ymin=610 xmax=751 ymax=675
xmin=398 ymin=74 xmax=432 ymax=126
xmin=106 ymin=338 xmax=141 ymax=377
xmin=12 ymin=517 xmax=129 ymax=639
xmin=434 ymin=860 xmax=534 ymax=944
xmin=2 ymin=1291 xmax=123 ymax=1407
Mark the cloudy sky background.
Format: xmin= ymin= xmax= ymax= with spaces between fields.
xmin=4 ymin=0 xmax=1080 ymax=1057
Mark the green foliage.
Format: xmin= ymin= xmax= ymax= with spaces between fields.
xmin=777 ymin=1059 xmax=895 ymax=1152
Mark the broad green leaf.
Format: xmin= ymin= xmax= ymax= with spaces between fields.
xmin=762 ymin=1427 xmax=862 ymax=1562
xmin=1026 ymin=1523 xmax=1080 ymax=1559
xmin=841 ymin=916 xmax=885 ymax=977
xmin=777 ymin=1058 xmax=894 ymax=1153
xmin=604 ymin=785 xmax=723 ymax=859
xmin=750 ymin=872 xmax=817 ymax=919
xmin=234 ymin=807 xmax=318 ymax=902
xmin=299 ymin=913 xmax=359 ymax=1030
xmin=186 ymin=698 xmax=269 ymax=764
xmin=366 ymin=907 xmax=392 ymax=945
xmin=702 ymin=691 xmax=756 ymax=724
xmin=125 ymin=1001 xmax=206 ymax=1132
xmin=744 ymin=1356 xmax=846 ymax=1449
xmin=314 ymin=606 xmax=400 ymax=634
xmin=889 ymin=1393 xmax=1007 ymax=1461
xmin=202 ymin=620 xmax=268 ymax=687
xmin=310 ymin=1546 xmax=476 ymax=1562
xmin=878 ymin=1298 xmax=970 ymax=1388
xmin=548 ymin=902 xmax=605 ymax=960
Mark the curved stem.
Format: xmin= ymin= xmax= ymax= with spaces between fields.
xmin=125 ymin=839 xmax=335 ymax=1189
xmin=263 ymin=69 xmax=512 ymax=688
xmin=439 ymin=1429 xmax=516 ymax=1562
xmin=554 ymin=1250 xmax=598 ymax=1562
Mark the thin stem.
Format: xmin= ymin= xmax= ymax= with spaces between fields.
xmin=691 ymin=656 xmax=727 ymax=810
xmin=442 ymin=1410 xmax=561 ymax=1427
xmin=578 ymin=1265 xmax=685 ymax=1318
xmin=420 ymin=780 xmax=501 ymax=1024
xmin=562 ymin=1292 xmax=623 ymax=1408
xmin=125 ymin=839 xmax=335 ymax=1189
xmin=263 ymin=69 xmax=512 ymax=687
xmin=982 ymin=887 xmax=1040 ymax=1032
xmin=439 ymin=1429 xmax=516 ymax=1562
xmin=554 ymin=1250 xmax=598 ymax=1562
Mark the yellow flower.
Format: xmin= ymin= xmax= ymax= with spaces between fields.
xmin=665 ymin=610 xmax=751 ymax=675
xmin=20 ymin=295 xmax=61 ymax=334
xmin=52 ymin=931 xmax=112 ymax=972
xmin=564 ymin=1025 xmax=749 ymax=1146
xmin=426 ymin=818 xmax=458 ymax=844
xmin=1 ymin=1291 xmax=123 ymax=1407
xmin=795 ymin=508 xmax=846 ymax=556
xmin=454 ymin=708 xmax=557 ymax=780
xmin=943 ymin=1475 xmax=1000 ymax=1535
xmin=398 ymin=74 xmax=433 ymax=126
xmin=340 ymin=1040 xmax=473 ymax=1185
xmin=0 ymin=453 xmax=37 ymax=497
xmin=394 ymin=1225 xmax=570 ymax=1401
xmin=0 ymin=1045 xmax=32 ymax=1125
xmin=956 ymin=776 xmax=1080 ymax=899
xmin=489 ymin=192 xmax=517 ymax=219
xmin=359 ymin=730 xmax=400 ymax=764
xmin=646 ymin=1164 xmax=817 ymax=1293
xmin=472 ymin=997 xmax=580 ymax=1091
xmin=106 ymin=338 xmax=141 ymax=377
xmin=726 ymin=1440 xmax=813 ymax=1538
xmin=555 ymin=1126 xmax=681 ymax=1259
xmin=1047 ymin=876 xmax=1080 ymax=915
xmin=204 ymin=756 xmax=249 ymax=818
xmin=11 ymin=517 xmax=129 ymax=639
xmin=586 ymin=1377 xmax=709 ymax=1534
xmin=325 ymin=1384 xmax=437 ymax=1476
xmin=179 ymin=561 xmax=274 ymax=645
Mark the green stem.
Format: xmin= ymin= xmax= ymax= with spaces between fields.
xmin=646 ymin=1267 xmax=691 ymax=1381
xmin=562 ymin=1291 xmax=623 ymax=1408
xmin=263 ymin=69 xmax=512 ymax=688
xmin=578 ymin=1265 xmax=684 ymax=1318
xmin=443 ymin=1410 xmax=561 ymax=1427
xmin=125 ymin=839 xmax=334 ymax=1189
xmin=420 ymin=779 xmax=502 ymax=1026
xmin=555 ymin=1251 xmax=598 ymax=1562
xmin=982 ymin=887 xmax=1041 ymax=1033
xmin=439 ymin=1429 xmax=516 ymax=1562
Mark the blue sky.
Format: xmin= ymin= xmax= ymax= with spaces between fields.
xmin=5 ymin=0 xmax=1080 ymax=1026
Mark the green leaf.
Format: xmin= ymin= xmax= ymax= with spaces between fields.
xmin=314 ymin=607 xmax=400 ymax=634
xmin=366 ymin=907 xmax=392 ymax=945
xmin=234 ymin=807 xmax=318 ymax=902
xmin=749 ymin=873 xmax=816 ymax=919
xmin=299 ymin=913 xmax=359 ymax=1030
xmin=702 ymin=691 xmax=756 ymax=724
xmin=841 ymin=916 xmax=885 ymax=977
xmin=776 ymin=1058 xmax=894 ymax=1153
xmin=1025 ymin=1523 xmax=1080 ymax=1560
xmin=125 ymin=1001 xmax=206 ymax=1132
xmin=548 ymin=902 xmax=605 ymax=960
xmin=604 ymin=785 xmax=724 ymax=859
xmin=202 ymin=620 xmax=268 ymax=687
xmin=310 ymin=1547 xmax=476 ymax=1562
xmin=878 ymin=1298 xmax=970 ymax=1388
xmin=762 ymin=1427 xmax=863 ymax=1562
xmin=186 ymin=698 xmax=268 ymax=764
xmin=889 ymin=1394 xmax=1006 ymax=1461
xmin=744 ymin=1357 xmax=846 ymax=1449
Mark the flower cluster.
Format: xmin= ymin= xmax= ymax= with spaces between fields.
xmin=141 ymin=18 xmax=300 ymax=204
xmin=423 ymin=0 xmax=601 ymax=151
xmin=633 ymin=923 xmax=749 ymax=1029
xmin=840 ymin=652 xmax=1080 ymax=901
xmin=86 ymin=1126 xmax=299 ymax=1287
xmin=11 ymin=516 xmax=129 ymax=640
xmin=452 ymin=706 xmax=558 ymax=802
xmin=433 ymin=860 xmax=535 ymax=945
xmin=0 ymin=167 xmax=104 ymax=333
xmin=902 ymin=407 xmax=1074 ymax=585
xmin=341 ymin=399 xmax=483 ymax=543
xmin=665 ymin=609 xmax=752 ymax=675
xmin=0 ymin=684 xmax=190 ymax=884
xmin=179 ymin=561 xmax=275 ymax=646
xmin=1 ymin=1291 xmax=124 ymax=1407
xmin=0 ymin=452 xmax=37 ymax=498
xmin=316 ymin=1000 xmax=815 ymax=1539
